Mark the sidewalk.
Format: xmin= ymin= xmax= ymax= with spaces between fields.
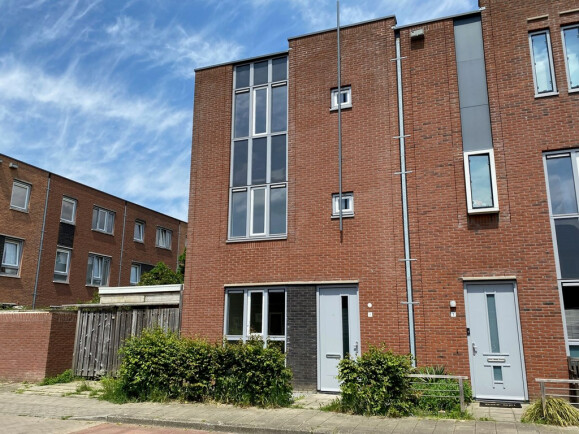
xmin=0 ymin=381 xmax=575 ymax=433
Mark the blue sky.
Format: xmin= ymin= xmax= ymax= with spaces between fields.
xmin=0 ymin=0 xmax=478 ymax=221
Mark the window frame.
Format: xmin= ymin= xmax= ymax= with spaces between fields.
xmin=60 ymin=197 xmax=77 ymax=224
xmin=92 ymin=206 xmax=115 ymax=235
xmin=224 ymin=288 xmax=286 ymax=350
xmin=53 ymin=247 xmax=72 ymax=283
xmin=86 ymin=253 xmax=111 ymax=287
xmin=332 ymin=192 xmax=355 ymax=218
xmin=463 ymin=149 xmax=499 ymax=214
xmin=561 ymin=24 xmax=579 ymax=93
xmin=330 ymin=86 xmax=352 ymax=110
xmin=528 ymin=29 xmax=558 ymax=97
xmin=156 ymin=227 xmax=172 ymax=250
xmin=10 ymin=180 xmax=31 ymax=212
xmin=1 ymin=237 xmax=23 ymax=277
xmin=130 ymin=263 xmax=141 ymax=286
xmin=134 ymin=220 xmax=145 ymax=243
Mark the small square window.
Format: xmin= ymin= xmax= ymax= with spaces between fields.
xmin=156 ymin=227 xmax=172 ymax=249
xmin=60 ymin=197 xmax=77 ymax=224
xmin=130 ymin=264 xmax=141 ymax=286
xmin=331 ymin=86 xmax=352 ymax=110
xmin=1 ymin=238 xmax=23 ymax=276
xmin=134 ymin=221 xmax=145 ymax=242
xmin=562 ymin=25 xmax=579 ymax=92
xmin=10 ymin=181 xmax=31 ymax=212
xmin=92 ymin=206 xmax=115 ymax=234
xmin=332 ymin=192 xmax=354 ymax=217
xmin=529 ymin=30 xmax=557 ymax=96
xmin=53 ymin=248 xmax=71 ymax=283
xmin=464 ymin=150 xmax=499 ymax=214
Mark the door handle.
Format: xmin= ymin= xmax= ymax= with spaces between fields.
xmin=472 ymin=342 xmax=478 ymax=355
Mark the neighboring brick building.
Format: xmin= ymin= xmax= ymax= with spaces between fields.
xmin=183 ymin=0 xmax=579 ymax=400
xmin=0 ymin=154 xmax=187 ymax=307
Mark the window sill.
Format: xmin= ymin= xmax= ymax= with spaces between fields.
xmin=91 ymin=229 xmax=114 ymax=236
xmin=53 ymin=280 xmax=69 ymax=285
xmin=467 ymin=207 xmax=499 ymax=215
xmin=330 ymin=105 xmax=352 ymax=112
xmin=134 ymin=239 xmax=144 ymax=244
xmin=331 ymin=214 xmax=354 ymax=219
xmin=60 ymin=220 xmax=75 ymax=225
xmin=155 ymin=245 xmax=171 ymax=250
xmin=227 ymin=235 xmax=287 ymax=244
xmin=569 ymin=88 xmax=579 ymax=94
xmin=0 ymin=274 xmax=20 ymax=279
xmin=534 ymin=91 xmax=559 ymax=98
xmin=10 ymin=206 xmax=29 ymax=213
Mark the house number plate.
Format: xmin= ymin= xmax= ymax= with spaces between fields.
xmin=487 ymin=357 xmax=506 ymax=363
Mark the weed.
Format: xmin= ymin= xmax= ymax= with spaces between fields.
xmin=39 ymin=369 xmax=79 ymax=386
xmin=320 ymin=398 xmax=344 ymax=413
xmin=521 ymin=398 xmax=579 ymax=427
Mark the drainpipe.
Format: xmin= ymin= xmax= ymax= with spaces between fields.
xmin=395 ymin=32 xmax=417 ymax=366
xmin=117 ymin=201 xmax=127 ymax=286
xmin=337 ymin=0 xmax=343 ymax=243
xmin=32 ymin=173 xmax=51 ymax=309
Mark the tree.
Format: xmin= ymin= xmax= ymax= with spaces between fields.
xmin=138 ymin=262 xmax=183 ymax=286
xmin=177 ymin=248 xmax=186 ymax=277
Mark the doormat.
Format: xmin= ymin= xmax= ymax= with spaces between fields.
xmin=479 ymin=401 xmax=522 ymax=408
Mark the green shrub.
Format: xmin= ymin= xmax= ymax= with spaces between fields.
xmin=338 ymin=345 xmax=413 ymax=416
xmin=412 ymin=366 xmax=472 ymax=413
xmin=113 ymin=329 xmax=292 ymax=407
xmin=39 ymin=369 xmax=78 ymax=385
xmin=521 ymin=397 xmax=579 ymax=426
xmin=98 ymin=376 xmax=131 ymax=403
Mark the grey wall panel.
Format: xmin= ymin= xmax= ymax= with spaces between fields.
xmin=454 ymin=15 xmax=484 ymax=62
xmin=457 ymin=59 xmax=489 ymax=108
xmin=461 ymin=105 xmax=493 ymax=152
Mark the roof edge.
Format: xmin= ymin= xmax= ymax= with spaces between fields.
xmin=394 ymin=8 xmax=482 ymax=30
xmin=194 ymin=50 xmax=289 ymax=73
xmin=288 ymin=14 xmax=397 ymax=41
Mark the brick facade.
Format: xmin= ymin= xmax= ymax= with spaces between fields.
xmin=0 ymin=154 xmax=187 ymax=307
xmin=184 ymin=0 xmax=578 ymax=398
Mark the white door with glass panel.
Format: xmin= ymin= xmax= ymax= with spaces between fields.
xmin=465 ymin=283 xmax=527 ymax=401
xmin=318 ymin=287 xmax=360 ymax=392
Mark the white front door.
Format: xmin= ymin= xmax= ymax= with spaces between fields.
xmin=317 ymin=287 xmax=360 ymax=392
xmin=465 ymin=283 xmax=527 ymax=401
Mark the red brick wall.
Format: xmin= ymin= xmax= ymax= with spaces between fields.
xmin=0 ymin=311 xmax=77 ymax=381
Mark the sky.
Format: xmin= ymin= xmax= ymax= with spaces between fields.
xmin=0 ymin=0 xmax=478 ymax=221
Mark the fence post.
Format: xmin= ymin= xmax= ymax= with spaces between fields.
xmin=540 ymin=381 xmax=546 ymax=415
xmin=459 ymin=377 xmax=465 ymax=412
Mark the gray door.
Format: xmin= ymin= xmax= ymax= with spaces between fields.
xmin=465 ymin=283 xmax=527 ymax=401
xmin=318 ymin=287 xmax=360 ymax=392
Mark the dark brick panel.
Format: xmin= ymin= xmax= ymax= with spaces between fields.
xmin=57 ymin=222 xmax=75 ymax=248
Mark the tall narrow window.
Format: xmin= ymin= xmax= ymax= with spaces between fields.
xmin=562 ymin=25 xmax=579 ymax=92
xmin=86 ymin=253 xmax=111 ymax=286
xmin=10 ymin=181 xmax=31 ymax=212
xmin=130 ymin=264 xmax=141 ymax=285
xmin=1 ymin=238 xmax=23 ymax=276
xmin=529 ymin=30 xmax=557 ymax=96
xmin=464 ymin=150 xmax=499 ymax=214
xmin=134 ymin=221 xmax=145 ymax=242
xmin=60 ymin=197 xmax=77 ymax=224
xmin=229 ymin=56 xmax=288 ymax=240
xmin=54 ymin=248 xmax=71 ymax=282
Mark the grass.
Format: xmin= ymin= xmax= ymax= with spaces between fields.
xmin=39 ymin=369 xmax=79 ymax=386
xmin=97 ymin=377 xmax=132 ymax=404
xmin=521 ymin=398 xmax=579 ymax=427
xmin=320 ymin=398 xmax=344 ymax=413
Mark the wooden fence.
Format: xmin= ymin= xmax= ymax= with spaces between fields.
xmin=72 ymin=305 xmax=180 ymax=378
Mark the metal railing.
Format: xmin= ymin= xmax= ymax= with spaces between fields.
xmin=536 ymin=378 xmax=579 ymax=413
xmin=409 ymin=374 xmax=469 ymax=412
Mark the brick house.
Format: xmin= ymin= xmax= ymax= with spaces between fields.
xmin=0 ymin=154 xmax=187 ymax=307
xmin=183 ymin=0 xmax=579 ymax=400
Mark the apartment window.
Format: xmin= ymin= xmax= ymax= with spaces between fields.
xmin=562 ymin=25 xmax=579 ymax=92
xmin=230 ymin=57 xmax=288 ymax=240
xmin=92 ymin=207 xmax=115 ymax=234
xmin=60 ymin=197 xmax=77 ymax=224
xmin=130 ymin=264 xmax=141 ymax=286
xmin=224 ymin=288 xmax=286 ymax=351
xmin=86 ymin=253 xmax=111 ymax=286
xmin=10 ymin=181 xmax=31 ymax=212
xmin=156 ymin=227 xmax=172 ymax=249
xmin=331 ymin=86 xmax=352 ymax=110
xmin=1 ymin=238 xmax=23 ymax=276
xmin=134 ymin=221 xmax=145 ymax=242
xmin=332 ymin=192 xmax=354 ymax=217
xmin=53 ymin=248 xmax=71 ymax=283
xmin=529 ymin=30 xmax=557 ymax=96
xmin=464 ymin=150 xmax=499 ymax=214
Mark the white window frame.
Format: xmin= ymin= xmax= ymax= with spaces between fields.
xmin=53 ymin=248 xmax=71 ymax=283
xmin=463 ymin=149 xmax=499 ymax=214
xmin=60 ymin=197 xmax=77 ymax=224
xmin=331 ymin=86 xmax=352 ymax=110
xmin=249 ymin=187 xmax=268 ymax=237
xmin=86 ymin=253 xmax=111 ymax=287
xmin=134 ymin=220 xmax=145 ymax=242
xmin=561 ymin=24 xmax=579 ymax=93
xmin=92 ymin=206 xmax=115 ymax=234
xmin=1 ymin=238 xmax=23 ymax=277
xmin=130 ymin=263 xmax=141 ymax=286
xmin=529 ymin=30 xmax=558 ymax=97
xmin=156 ymin=227 xmax=172 ymax=249
xmin=224 ymin=288 xmax=286 ymax=350
xmin=10 ymin=181 xmax=31 ymax=212
xmin=252 ymin=86 xmax=269 ymax=136
xmin=332 ymin=192 xmax=354 ymax=217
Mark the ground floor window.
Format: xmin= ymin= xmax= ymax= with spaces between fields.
xmin=224 ymin=288 xmax=286 ymax=351
xmin=563 ymin=284 xmax=579 ymax=356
